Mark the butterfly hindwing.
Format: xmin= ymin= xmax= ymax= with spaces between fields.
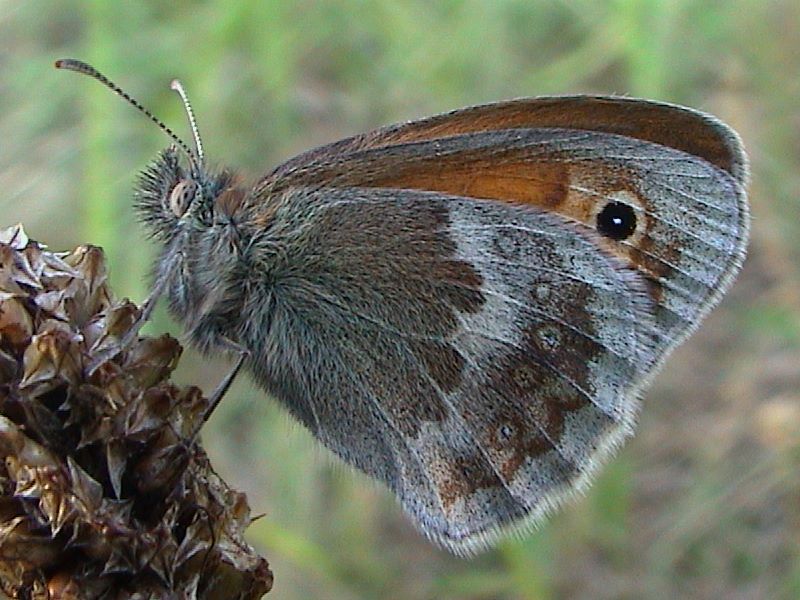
xmin=243 ymin=186 xmax=662 ymax=552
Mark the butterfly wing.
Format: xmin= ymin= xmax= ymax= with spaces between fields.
xmin=264 ymin=95 xmax=747 ymax=185
xmin=245 ymin=98 xmax=748 ymax=553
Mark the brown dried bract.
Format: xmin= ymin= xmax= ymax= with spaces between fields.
xmin=0 ymin=225 xmax=272 ymax=599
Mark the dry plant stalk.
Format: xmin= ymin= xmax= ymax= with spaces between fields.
xmin=0 ymin=225 xmax=272 ymax=599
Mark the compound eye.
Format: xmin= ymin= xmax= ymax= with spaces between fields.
xmin=169 ymin=180 xmax=197 ymax=217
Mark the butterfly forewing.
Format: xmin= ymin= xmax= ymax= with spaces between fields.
xmin=259 ymin=102 xmax=748 ymax=362
xmin=264 ymin=96 xmax=747 ymax=185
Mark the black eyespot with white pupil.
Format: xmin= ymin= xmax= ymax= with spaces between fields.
xmin=596 ymin=201 xmax=637 ymax=240
xmin=169 ymin=180 xmax=197 ymax=217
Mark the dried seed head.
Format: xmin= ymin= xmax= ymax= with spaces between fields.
xmin=0 ymin=225 xmax=272 ymax=598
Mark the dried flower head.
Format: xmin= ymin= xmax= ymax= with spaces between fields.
xmin=0 ymin=225 xmax=272 ymax=598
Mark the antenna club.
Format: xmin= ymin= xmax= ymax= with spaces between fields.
xmin=54 ymin=58 xmax=78 ymax=70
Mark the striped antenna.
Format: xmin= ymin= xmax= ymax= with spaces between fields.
xmin=55 ymin=59 xmax=197 ymax=166
xmin=170 ymin=78 xmax=205 ymax=168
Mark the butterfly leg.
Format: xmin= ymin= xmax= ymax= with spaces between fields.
xmin=137 ymin=270 xmax=170 ymax=324
xmin=85 ymin=274 xmax=171 ymax=373
xmin=202 ymin=338 xmax=250 ymax=425
xmin=86 ymin=249 xmax=179 ymax=373
xmin=182 ymin=341 xmax=248 ymax=463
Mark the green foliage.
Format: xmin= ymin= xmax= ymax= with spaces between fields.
xmin=1 ymin=1 xmax=798 ymax=598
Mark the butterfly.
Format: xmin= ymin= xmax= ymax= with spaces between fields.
xmin=57 ymin=59 xmax=749 ymax=555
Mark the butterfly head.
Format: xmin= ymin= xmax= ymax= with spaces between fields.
xmin=135 ymin=145 xmax=247 ymax=345
xmin=134 ymin=146 xmax=241 ymax=241
xmin=54 ymin=59 xmax=244 ymax=239
xmin=54 ymin=59 xmax=249 ymax=342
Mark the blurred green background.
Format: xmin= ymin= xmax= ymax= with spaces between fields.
xmin=1 ymin=1 xmax=799 ymax=598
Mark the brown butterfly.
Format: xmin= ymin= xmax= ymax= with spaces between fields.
xmin=57 ymin=59 xmax=749 ymax=555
